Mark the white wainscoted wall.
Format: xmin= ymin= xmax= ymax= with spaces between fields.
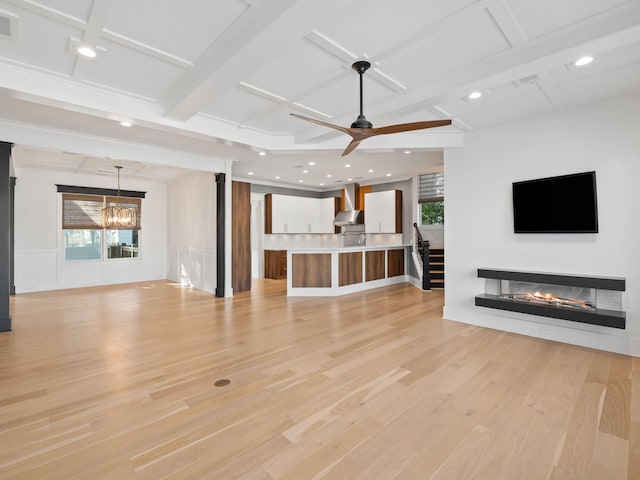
xmin=444 ymin=93 xmax=640 ymax=355
xmin=166 ymin=172 xmax=217 ymax=294
xmin=14 ymin=167 xmax=168 ymax=293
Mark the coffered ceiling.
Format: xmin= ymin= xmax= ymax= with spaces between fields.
xmin=1 ymin=0 xmax=639 ymax=188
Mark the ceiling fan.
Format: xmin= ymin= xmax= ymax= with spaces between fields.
xmin=290 ymin=60 xmax=452 ymax=156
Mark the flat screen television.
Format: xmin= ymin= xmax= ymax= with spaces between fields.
xmin=512 ymin=171 xmax=598 ymax=233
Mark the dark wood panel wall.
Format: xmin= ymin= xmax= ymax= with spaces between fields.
xmin=388 ymin=249 xmax=405 ymax=277
xmin=394 ymin=190 xmax=403 ymax=234
xmin=232 ymin=181 xmax=251 ymax=292
xmin=264 ymin=193 xmax=272 ymax=234
xmin=359 ymin=185 xmax=372 ymax=223
xmin=264 ymin=250 xmax=287 ymax=279
xmin=339 ymin=251 xmax=363 ymax=286
xmin=365 ymin=250 xmax=385 ymax=282
xmin=292 ymin=254 xmax=331 ymax=287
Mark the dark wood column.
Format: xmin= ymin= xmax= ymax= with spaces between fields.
xmin=0 ymin=142 xmax=12 ymax=331
xmin=232 ymin=181 xmax=251 ymax=292
xmin=215 ymin=173 xmax=226 ymax=298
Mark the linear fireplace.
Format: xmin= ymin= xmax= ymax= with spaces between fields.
xmin=475 ymin=269 xmax=626 ymax=329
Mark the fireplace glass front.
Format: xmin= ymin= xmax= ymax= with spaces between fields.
xmin=484 ymin=279 xmax=622 ymax=312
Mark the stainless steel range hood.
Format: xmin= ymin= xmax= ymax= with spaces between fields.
xmin=333 ymin=182 xmax=363 ymax=226
xmin=333 ymin=209 xmax=362 ymax=226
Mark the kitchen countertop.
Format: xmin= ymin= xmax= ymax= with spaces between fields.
xmin=285 ymin=244 xmax=410 ymax=252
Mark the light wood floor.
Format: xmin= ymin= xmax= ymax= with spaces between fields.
xmin=0 ymin=280 xmax=635 ymax=479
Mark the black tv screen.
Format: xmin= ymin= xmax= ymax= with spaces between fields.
xmin=512 ymin=171 xmax=598 ymax=233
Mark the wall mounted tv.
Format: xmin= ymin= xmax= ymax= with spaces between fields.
xmin=512 ymin=171 xmax=598 ymax=233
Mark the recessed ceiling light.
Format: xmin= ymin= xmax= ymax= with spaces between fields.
xmin=386 ymin=173 xmax=392 ymax=177
xmin=468 ymin=91 xmax=482 ymax=100
xmin=368 ymin=169 xmax=374 ymax=173
xmin=303 ymin=170 xmax=309 ymax=174
xmin=327 ymin=174 xmax=332 ymax=178
xmin=319 ymin=183 xmax=324 ymax=186
xmin=119 ymin=121 xmax=132 ymax=127
xmin=258 ymin=151 xmax=266 ymax=156
xmin=275 ymin=176 xmax=280 ymax=179
xmin=77 ymin=45 xmax=97 ymax=58
xmin=347 ymin=178 xmax=353 ymax=181
xmin=345 ymin=164 xmax=351 ymax=168
xmin=299 ymin=179 xmax=304 ymax=183
xmin=248 ymin=172 xmax=254 ymax=175
xmin=575 ymin=56 xmax=594 ymax=67
xmin=404 ymin=150 xmax=411 ymax=154
xmin=308 ymin=161 xmax=316 ymax=166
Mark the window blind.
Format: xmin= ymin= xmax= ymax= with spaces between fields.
xmin=418 ymin=172 xmax=444 ymax=203
xmin=62 ymin=194 xmax=142 ymax=230
xmin=62 ymin=194 xmax=104 ymax=229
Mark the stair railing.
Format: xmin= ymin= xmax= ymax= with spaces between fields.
xmin=413 ymin=222 xmax=431 ymax=290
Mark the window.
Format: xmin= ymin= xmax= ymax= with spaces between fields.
xmin=62 ymin=193 xmax=141 ymax=261
xmin=418 ymin=172 xmax=444 ymax=226
xmin=64 ymin=229 xmax=102 ymax=260
xmin=106 ymin=229 xmax=139 ymax=258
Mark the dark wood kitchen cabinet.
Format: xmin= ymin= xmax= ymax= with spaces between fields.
xmin=264 ymin=250 xmax=287 ymax=279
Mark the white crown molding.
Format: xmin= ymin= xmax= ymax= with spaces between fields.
xmin=1 ymin=117 xmax=228 ymax=173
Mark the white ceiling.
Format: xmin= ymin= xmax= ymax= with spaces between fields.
xmin=0 ymin=0 xmax=639 ymax=188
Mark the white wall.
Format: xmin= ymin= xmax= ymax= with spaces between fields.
xmin=419 ymin=225 xmax=444 ymax=249
xmin=444 ymin=93 xmax=640 ymax=355
xmin=14 ymin=167 xmax=167 ymax=292
xmin=166 ymin=172 xmax=217 ymax=293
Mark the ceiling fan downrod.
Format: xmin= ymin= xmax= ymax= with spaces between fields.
xmin=350 ymin=60 xmax=373 ymax=129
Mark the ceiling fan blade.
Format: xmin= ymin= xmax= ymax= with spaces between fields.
xmin=370 ymin=119 xmax=452 ymax=136
xmin=291 ymin=64 xmax=452 ymax=158
xmin=290 ymin=113 xmax=351 ymax=134
xmin=341 ymin=139 xmax=362 ymax=156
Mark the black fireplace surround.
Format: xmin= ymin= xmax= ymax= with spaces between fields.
xmin=475 ymin=268 xmax=626 ymax=329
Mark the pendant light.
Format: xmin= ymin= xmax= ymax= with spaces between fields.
xmin=102 ymin=166 xmax=137 ymax=228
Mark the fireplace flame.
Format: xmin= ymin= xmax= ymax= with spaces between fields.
xmin=505 ymin=291 xmax=593 ymax=310
xmin=533 ymin=291 xmax=556 ymax=301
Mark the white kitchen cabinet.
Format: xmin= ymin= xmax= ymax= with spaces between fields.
xmin=364 ymin=190 xmax=402 ymax=233
xmin=270 ymin=194 xmax=289 ymax=233
xmin=319 ymin=197 xmax=336 ymax=233
xmin=266 ymin=194 xmax=337 ymax=233
xmin=288 ymin=196 xmax=314 ymax=233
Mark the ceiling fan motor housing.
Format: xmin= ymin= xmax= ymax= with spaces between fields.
xmin=352 ymin=60 xmax=371 ymax=74
xmin=351 ymin=115 xmax=373 ymax=129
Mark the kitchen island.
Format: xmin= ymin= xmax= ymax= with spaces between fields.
xmin=286 ymin=245 xmax=409 ymax=296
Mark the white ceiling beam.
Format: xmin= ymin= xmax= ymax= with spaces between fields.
xmin=71 ymin=0 xmax=113 ymax=79
xmin=304 ymin=30 xmax=406 ymax=92
xmin=484 ymin=0 xmax=527 ymax=48
xmin=536 ymin=72 xmax=566 ymax=110
xmin=161 ymin=0 xmax=356 ymax=121
xmin=1 ymin=0 xmax=86 ymax=28
xmin=101 ymin=29 xmax=193 ymax=69
xmin=1 ymin=117 xmax=228 ymax=172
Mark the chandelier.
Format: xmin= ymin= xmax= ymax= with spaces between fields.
xmin=102 ymin=166 xmax=137 ymax=228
